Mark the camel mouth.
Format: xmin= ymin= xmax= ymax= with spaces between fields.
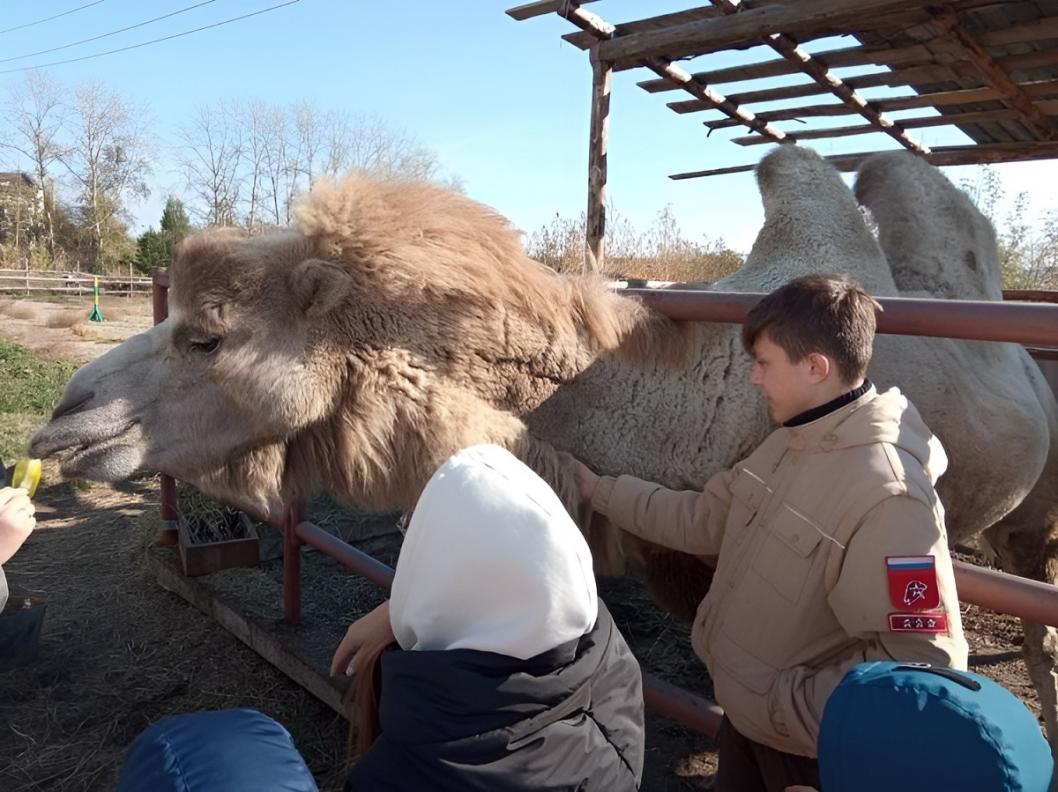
xmin=29 ymin=420 xmax=145 ymax=481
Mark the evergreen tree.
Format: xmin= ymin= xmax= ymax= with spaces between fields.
xmin=160 ymin=196 xmax=190 ymax=243
xmin=133 ymin=197 xmax=192 ymax=274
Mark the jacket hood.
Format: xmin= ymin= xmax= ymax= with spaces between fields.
xmin=389 ymin=444 xmax=598 ymax=660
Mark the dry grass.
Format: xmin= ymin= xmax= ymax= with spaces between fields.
xmin=176 ymin=485 xmax=248 ymax=544
xmin=69 ymin=323 xmax=101 ymax=339
xmin=525 ymin=206 xmax=745 ymax=284
xmin=609 ymin=252 xmax=743 ymax=284
xmin=45 ymin=310 xmax=87 ymax=329
xmin=1 ymin=302 xmax=42 ymax=321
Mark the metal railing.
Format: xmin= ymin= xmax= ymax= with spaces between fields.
xmin=150 ymin=270 xmax=1058 ymax=738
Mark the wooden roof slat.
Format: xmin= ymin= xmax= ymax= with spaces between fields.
xmin=562 ymin=7 xmax=724 ymax=50
xmin=929 ymin=7 xmax=1058 ymax=140
xmin=878 ymin=79 xmax=1058 ymax=111
xmin=703 ymin=79 xmax=1058 ymax=130
xmin=668 ymin=64 xmax=959 ymax=113
xmin=639 ymin=43 xmax=938 ymax=92
xmin=670 ymin=141 xmax=1058 ymax=180
xmin=1000 ymin=49 xmax=1058 ymax=76
xmin=514 ymin=0 xmax=1058 ymax=177
xmin=505 ymin=0 xmax=597 ymax=22
xmin=640 ymin=17 xmax=1058 ymax=95
xmin=596 ymin=0 xmax=936 ymax=65
xmin=545 ymin=1 xmax=789 ymax=143
xmin=705 ymin=0 xmax=927 ymax=153
xmin=731 ymin=106 xmax=1058 ymax=145
xmin=978 ymin=15 xmax=1058 ymax=48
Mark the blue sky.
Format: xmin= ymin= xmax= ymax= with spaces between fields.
xmin=1 ymin=0 xmax=1055 ymax=252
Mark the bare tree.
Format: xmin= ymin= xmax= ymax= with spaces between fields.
xmin=340 ymin=113 xmax=445 ymax=182
xmin=230 ymin=101 xmax=452 ymax=230
xmin=2 ymin=71 xmax=67 ymax=256
xmin=258 ymin=103 xmax=292 ymax=226
xmin=62 ymin=82 xmax=151 ymax=270
xmin=177 ymin=101 xmax=243 ymax=226
xmin=292 ymin=100 xmax=328 ymax=189
xmin=237 ymin=100 xmax=271 ymax=233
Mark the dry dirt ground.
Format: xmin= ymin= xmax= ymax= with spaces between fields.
xmin=0 ymin=297 xmax=155 ymax=364
xmin=0 ymin=298 xmax=1042 ymax=791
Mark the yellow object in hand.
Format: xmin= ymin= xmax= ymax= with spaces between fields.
xmin=12 ymin=458 xmax=42 ymax=498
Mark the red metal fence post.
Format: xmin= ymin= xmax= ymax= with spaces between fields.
xmin=151 ymin=269 xmax=179 ymax=545
xmin=283 ymin=504 xmax=306 ymax=624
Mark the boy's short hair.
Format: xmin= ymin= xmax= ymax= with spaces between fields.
xmin=741 ymin=273 xmax=882 ymax=383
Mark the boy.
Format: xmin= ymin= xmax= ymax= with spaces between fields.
xmin=575 ymin=274 xmax=968 ymax=792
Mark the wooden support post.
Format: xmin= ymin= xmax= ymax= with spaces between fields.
xmin=586 ymin=48 xmax=611 ymax=274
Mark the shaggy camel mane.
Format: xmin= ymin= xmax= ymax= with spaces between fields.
xmin=293 ymin=173 xmax=688 ymax=364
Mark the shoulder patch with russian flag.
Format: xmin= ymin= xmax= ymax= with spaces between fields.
xmin=886 ymin=555 xmax=940 ymax=611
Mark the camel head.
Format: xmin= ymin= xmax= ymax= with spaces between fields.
xmin=30 ymin=175 xmax=676 ymax=525
xmin=29 ymin=229 xmax=356 ymax=522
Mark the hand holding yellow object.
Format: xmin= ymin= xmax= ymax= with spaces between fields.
xmin=11 ymin=458 xmax=41 ymax=498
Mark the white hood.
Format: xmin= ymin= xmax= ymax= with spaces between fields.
xmin=389 ymin=444 xmax=598 ymax=660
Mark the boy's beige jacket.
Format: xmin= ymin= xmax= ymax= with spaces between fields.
xmin=592 ymin=387 xmax=968 ymax=757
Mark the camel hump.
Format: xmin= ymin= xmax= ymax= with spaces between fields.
xmin=726 ymin=145 xmax=894 ymax=295
xmin=855 ymin=152 xmax=1002 ymax=302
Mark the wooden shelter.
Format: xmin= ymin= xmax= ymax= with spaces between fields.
xmin=507 ymin=0 xmax=1058 ymax=270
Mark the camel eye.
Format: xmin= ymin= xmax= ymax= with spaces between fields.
xmin=190 ymin=336 xmax=221 ymax=356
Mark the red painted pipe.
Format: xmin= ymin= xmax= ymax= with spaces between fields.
xmin=293 ymin=518 xmax=726 ymax=736
xmin=953 ymin=561 xmax=1058 ymax=628
xmin=625 ymin=289 xmax=1058 ymax=348
xmin=292 ymin=519 xmax=1058 ymax=630
xmin=295 ymin=520 xmax=396 ymax=590
xmin=642 ymin=674 xmax=724 ymax=739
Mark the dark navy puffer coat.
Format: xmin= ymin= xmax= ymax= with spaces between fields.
xmin=344 ymin=601 xmax=644 ymax=792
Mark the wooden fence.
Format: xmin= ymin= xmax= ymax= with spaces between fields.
xmin=0 ymin=268 xmax=152 ymax=298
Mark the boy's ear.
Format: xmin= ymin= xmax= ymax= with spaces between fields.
xmin=806 ymin=352 xmax=832 ymax=382
xmin=289 ymin=259 xmax=351 ymax=317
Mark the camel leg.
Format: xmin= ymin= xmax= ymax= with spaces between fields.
xmin=984 ymin=495 xmax=1058 ymax=762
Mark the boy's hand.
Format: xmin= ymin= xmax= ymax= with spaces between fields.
xmin=0 ymin=487 xmax=35 ymax=566
xmin=572 ymin=459 xmax=599 ymax=503
xmin=330 ymin=600 xmax=395 ymax=677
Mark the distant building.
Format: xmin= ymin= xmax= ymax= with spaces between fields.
xmin=0 ymin=172 xmax=45 ymax=245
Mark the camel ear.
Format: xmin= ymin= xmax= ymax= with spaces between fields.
xmin=290 ymin=259 xmax=350 ymax=317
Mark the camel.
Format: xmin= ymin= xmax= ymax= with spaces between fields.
xmin=29 ymin=146 xmax=1058 ymax=747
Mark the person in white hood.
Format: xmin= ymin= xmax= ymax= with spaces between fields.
xmin=332 ymin=444 xmax=645 ymax=792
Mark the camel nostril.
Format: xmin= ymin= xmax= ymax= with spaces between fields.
xmin=51 ymin=392 xmax=94 ymax=420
